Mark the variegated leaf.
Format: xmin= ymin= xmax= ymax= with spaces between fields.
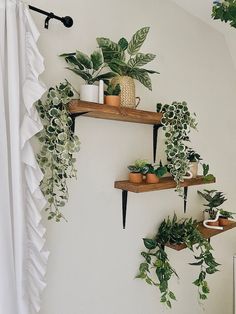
xmin=130 ymin=68 xmax=152 ymax=90
xmin=127 ymin=27 xmax=150 ymax=55
xmin=76 ymin=50 xmax=93 ymax=69
xmin=128 ymin=53 xmax=156 ymax=68
xmin=91 ymin=48 xmax=104 ymax=71
xmin=96 ymin=37 xmax=124 ymax=62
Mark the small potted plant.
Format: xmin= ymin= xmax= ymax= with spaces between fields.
xmin=219 ymin=209 xmax=235 ymax=226
xmin=145 ymin=161 xmax=167 ymax=184
xmin=198 ymin=189 xmax=227 ymax=226
xmin=60 ymin=48 xmax=115 ymax=102
xmin=128 ymin=159 xmax=148 ymax=183
xmin=186 ymin=148 xmax=202 ymax=178
xmin=104 ymin=83 xmax=121 ymax=107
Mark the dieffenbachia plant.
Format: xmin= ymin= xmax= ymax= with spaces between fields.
xmin=96 ymin=27 xmax=159 ymax=90
xmin=212 ymin=0 xmax=236 ymax=28
xmin=60 ymin=48 xmax=115 ymax=84
xmin=36 ymin=81 xmax=80 ymax=222
xmin=157 ymin=101 xmax=197 ymax=194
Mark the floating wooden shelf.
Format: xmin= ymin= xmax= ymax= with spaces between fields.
xmin=68 ymin=100 xmax=162 ymax=125
xmin=166 ymin=220 xmax=236 ymax=251
xmin=114 ymin=176 xmax=216 ymax=193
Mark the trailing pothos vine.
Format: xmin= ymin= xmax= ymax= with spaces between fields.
xmin=36 ymin=81 xmax=80 ymax=222
xmin=156 ymin=101 xmax=197 ymax=195
xmin=136 ymin=215 xmax=220 ymax=308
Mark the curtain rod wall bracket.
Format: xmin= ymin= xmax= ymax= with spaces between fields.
xmin=29 ymin=5 xmax=73 ymax=29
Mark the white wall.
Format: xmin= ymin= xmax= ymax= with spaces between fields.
xmin=30 ymin=0 xmax=236 ymax=313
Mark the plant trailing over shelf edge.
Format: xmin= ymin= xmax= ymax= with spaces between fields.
xmin=60 ymin=48 xmax=116 ymax=85
xmin=136 ymin=214 xmax=220 ymax=308
xmin=36 ymin=81 xmax=80 ymax=222
xmin=97 ymin=26 xmax=159 ymax=90
xmin=156 ymin=101 xmax=197 ymax=195
xmin=212 ymin=0 xmax=236 ymax=28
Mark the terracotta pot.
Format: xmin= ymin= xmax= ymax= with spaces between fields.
xmin=207 ymin=220 xmax=219 ymax=227
xmin=189 ymin=161 xmax=198 ymax=178
xmin=104 ymin=95 xmax=120 ymax=107
xmin=219 ymin=217 xmax=230 ymax=227
xmin=146 ymin=173 xmax=159 ymax=184
xmin=129 ymin=173 xmax=142 ymax=184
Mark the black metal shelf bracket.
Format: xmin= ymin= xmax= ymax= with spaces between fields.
xmin=122 ymin=190 xmax=128 ymax=229
xmin=184 ymin=186 xmax=188 ymax=213
xmin=70 ymin=112 xmax=89 ymax=133
xmin=29 ymin=5 xmax=73 ymax=29
xmin=153 ymin=124 xmax=162 ymax=163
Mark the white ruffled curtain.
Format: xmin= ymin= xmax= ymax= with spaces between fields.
xmin=0 ymin=0 xmax=48 ymax=313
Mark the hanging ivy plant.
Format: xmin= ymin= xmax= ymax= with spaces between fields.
xmin=136 ymin=215 xmax=220 ymax=308
xmin=36 ymin=81 xmax=80 ymax=222
xmin=156 ymin=101 xmax=197 ymax=194
xmin=212 ymin=0 xmax=236 ymax=28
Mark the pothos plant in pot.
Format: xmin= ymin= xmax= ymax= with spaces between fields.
xmin=97 ymin=26 xmax=159 ymax=108
xmin=136 ymin=214 xmax=220 ymax=308
xmin=36 ymin=81 xmax=80 ymax=222
xmin=156 ymin=101 xmax=197 ymax=195
xmin=60 ymin=48 xmax=115 ymax=102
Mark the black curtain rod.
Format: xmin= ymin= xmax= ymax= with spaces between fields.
xmin=29 ymin=5 xmax=73 ymax=29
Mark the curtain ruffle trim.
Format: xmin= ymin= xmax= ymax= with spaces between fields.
xmin=21 ymin=5 xmax=49 ymax=313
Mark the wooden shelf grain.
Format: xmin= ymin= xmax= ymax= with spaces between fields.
xmin=166 ymin=221 xmax=236 ymax=251
xmin=68 ymin=100 xmax=162 ymax=125
xmin=114 ymin=176 xmax=216 ymax=193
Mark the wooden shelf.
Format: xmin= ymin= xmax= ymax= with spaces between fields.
xmin=68 ymin=100 xmax=162 ymax=125
xmin=114 ymin=175 xmax=216 ymax=193
xmin=166 ymin=220 xmax=236 ymax=251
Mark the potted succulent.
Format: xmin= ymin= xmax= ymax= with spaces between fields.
xmin=145 ymin=161 xmax=167 ymax=184
xmin=186 ymin=148 xmax=202 ymax=178
xmin=36 ymin=81 xmax=80 ymax=222
xmin=127 ymin=159 xmax=148 ymax=183
xmin=60 ymin=48 xmax=115 ymax=102
xmin=97 ymin=27 xmax=159 ymax=108
xmin=104 ymin=83 xmax=121 ymax=107
xmin=197 ymin=189 xmax=227 ymax=226
xmin=136 ymin=214 xmax=220 ymax=308
xmin=219 ymin=209 xmax=235 ymax=226
xmin=212 ymin=0 xmax=236 ymax=28
xmin=156 ymin=101 xmax=197 ymax=195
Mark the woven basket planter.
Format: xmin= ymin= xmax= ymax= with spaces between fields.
xmin=111 ymin=76 xmax=137 ymax=108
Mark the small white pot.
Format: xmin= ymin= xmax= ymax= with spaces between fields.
xmin=189 ymin=161 xmax=198 ymax=178
xmin=80 ymin=84 xmax=99 ymax=103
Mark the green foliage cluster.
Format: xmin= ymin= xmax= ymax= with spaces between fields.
xmin=212 ymin=0 xmax=236 ymax=28
xmin=136 ymin=215 xmax=220 ymax=308
xmin=156 ymin=101 xmax=197 ymax=193
xmin=104 ymin=83 xmax=121 ymax=96
xmin=128 ymin=159 xmax=148 ymax=173
xmin=36 ymin=81 xmax=80 ymax=222
xmin=60 ymin=48 xmax=115 ymax=84
xmin=186 ymin=148 xmax=202 ymax=162
xmin=97 ymin=27 xmax=159 ymax=90
xmin=145 ymin=161 xmax=167 ymax=178
xmin=197 ymin=189 xmax=230 ymax=219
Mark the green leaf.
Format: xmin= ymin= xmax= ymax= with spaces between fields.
xmin=130 ymin=68 xmax=152 ymax=90
xmin=166 ymin=300 xmax=172 ymax=308
xmin=96 ymin=72 xmax=116 ymax=81
xmin=169 ymin=291 xmax=176 ymax=300
xmin=96 ymin=37 xmax=124 ymax=62
xmin=90 ymin=49 xmax=104 ymax=71
xmin=189 ymin=260 xmax=203 ymax=266
xmin=75 ymin=50 xmax=92 ymax=69
xmin=139 ymin=263 xmax=149 ymax=273
xmin=66 ymin=67 xmax=92 ymax=83
xmin=128 ymin=53 xmax=156 ymax=68
xmin=64 ymin=56 xmax=84 ymax=70
xmin=108 ymin=60 xmax=131 ymax=75
xmin=127 ymin=27 xmax=150 ymax=55
xmin=59 ymin=52 xmax=76 ymax=57
xmin=143 ymin=238 xmax=157 ymax=250
xmin=118 ymin=37 xmax=128 ymax=50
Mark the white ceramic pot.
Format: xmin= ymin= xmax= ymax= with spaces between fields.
xmin=80 ymin=84 xmax=99 ymax=103
xmin=189 ymin=162 xmax=198 ymax=178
